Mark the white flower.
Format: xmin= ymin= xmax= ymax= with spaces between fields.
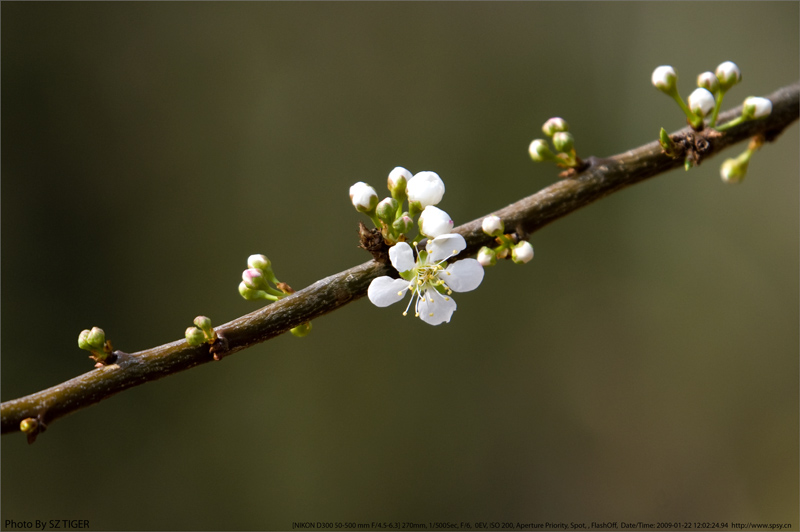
xmin=418 ymin=205 xmax=453 ymax=238
xmin=651 ymin=65 xmax=677 ymax=92
xmin=688 ymin=88 xmax=715 ymax=117
xmin=715 ymin=61 xmax=741 ymax=89
xmin=511 ymin=241 xmax=534 ymax=264
xmin=349 ymin=181 xmax=378 ymax=212
xmin=367 ymin=234 xmax=484 ymax=325
xmin=743 ymin=96 xmax=772 ymax=119
xmin=406 ymin=171 xmax=445 ymax=208
xmin=481 ymin=215 xmax=504 ymax=237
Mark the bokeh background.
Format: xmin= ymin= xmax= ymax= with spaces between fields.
xmin=2 ymin=3 xmax=798 ymax=530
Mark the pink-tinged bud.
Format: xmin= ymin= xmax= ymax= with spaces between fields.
xmin=242 ymin=268 xmax=267 ymax=290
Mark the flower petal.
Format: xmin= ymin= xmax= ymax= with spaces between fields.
xmin=417 ymin=289 xmax=457 ymax=325
xmin=368 ymin=277 xmax=410 ymax=307
xmin=440 ymin=259 xmax=484 ymax=292
xmin=389 ymin=242 xmax=415 ymax=273
xmin=426 ymin=233 xmax=466 ymax=262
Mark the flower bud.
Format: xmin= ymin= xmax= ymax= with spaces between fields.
xmin=511 ymin=241 xmax=534 ymax=264
xmin=688 ymin=88 xmax=715 ymax=117
xmin=193 ymin=316 xmax=213 ymax=339
xmin=407 ymin=171 xmax=445 ymax=208
xmin=242 ymin=268 xmax=268 ymax=290
xmin=78 ymin=330 xmax=92 ymax=351
xmin=697 ymin=71 xmax=720 ymax=93
xmin=477 ymin=246 xmax=497 ymax=267
xmin=542 ymin=117 xmax=569 ymax=137
xmin=247 ymin=254 xmax=271 ymax=272
xmin=387 ymin=167 xmax=411 ymax=199
xmin=87 ymin=327 xmax=106 ymax=350
xmin=651 ymin=65 xmax=677 ymax=93
xmin=20 ymin=418 xmax=38 ymax=434
xmin=185 ymin=326 xmax=206 ymax=346
xmin=528 ymin=139 xmax=556 ymax=162
xmin=376 ymin=197 xmax=399 ymax=225
xmin=481 ymin=215 xmax=504 ymax=237
xmin=290 ymin=321 xmax=312 ymax=338
xmin=392 ymin=212 xmax=414 ymax=235
xmin=715 ymin=61 xmax=741 ymax=91
xmin=552 ymin=131 xmax=575 ymax=153
xmin=742 ymin=96 xmax=772 ymax=120
xmin=720 ymin=156 xmax=748 ymax=184
xmin=418 ymin=206 xmax=454 ymax=238
xmin=349 ymin=182 xmax=379 ymax=213
xmin=239 ymin=281 xmax=267 ymax=301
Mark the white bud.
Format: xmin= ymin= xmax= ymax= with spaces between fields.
xmin=688 ymin=88 xmax=715 ymax=117
xmin=743 ymin=96 xmax=772 ymax=119
xmin=697 ymin=71 xmax=720 ymax=93
xmin=477 ymin=246 xmax=497 ymax=267
xmin=511 ymin=241 xmax=534 ymax=264
xmin=481 ymin=215 xmax=504 ymax=237
xmin=715 ymin=61 xmax=741 ymax=90
xmin=387 ymin=166 xmax=412 ymax=192
xmin=349 ymin=182 xmax=379 ymax=212
xmin=418 ymin=205 xmax=454 ymax=238
xmin=651 ymin=66 xmax=677 ymax=92
xmin=407 ymin=171 xmax=445 ymax=208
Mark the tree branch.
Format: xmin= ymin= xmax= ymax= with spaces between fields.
xmin=3 ymin=81 xmax=798 ymax=438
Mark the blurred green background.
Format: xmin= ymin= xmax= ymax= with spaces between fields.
xmin=2 ymin=2 xmax=798 ymax=530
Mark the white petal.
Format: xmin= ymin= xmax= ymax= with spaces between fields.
xmin=389 ymin=242 xmax=415 ymax=273
xmin=440 ymin=259 xmax=484 ymax=292
xmin=426 ymin=233 xmax=466 ymax=262
xmin=368 ymin=277 xmax=409 ymax=307
xmin=417 ymin=289 xmax=457 ymax=326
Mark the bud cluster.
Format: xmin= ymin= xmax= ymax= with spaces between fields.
xmin=476 ymin=215 xmax=534 ymax=267
xmin=651 ymin=61 xmax=772 ymax=181
xmin=350 ymin=167 xmax=456 ymax=244
xmin=238 ymin=254 xmax=290 ymax=302
xmin=528 ymin=117 xmax=582 ymax=171
xmin=185 ymin=315 xmax=217 ymax=347
xmin=237 ymin=254 xmax=311 ymax=337
xmin=77 ymin=326 xmax=115 ymax=366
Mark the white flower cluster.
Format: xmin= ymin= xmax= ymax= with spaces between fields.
xmin=351 ymin=167 xmax=487 ymax=325
xmin=349 ymin=167 xmax=457 ymax=243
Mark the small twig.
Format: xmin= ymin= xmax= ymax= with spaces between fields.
xmin=2 ymin=81 xmax=797 ymax=438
